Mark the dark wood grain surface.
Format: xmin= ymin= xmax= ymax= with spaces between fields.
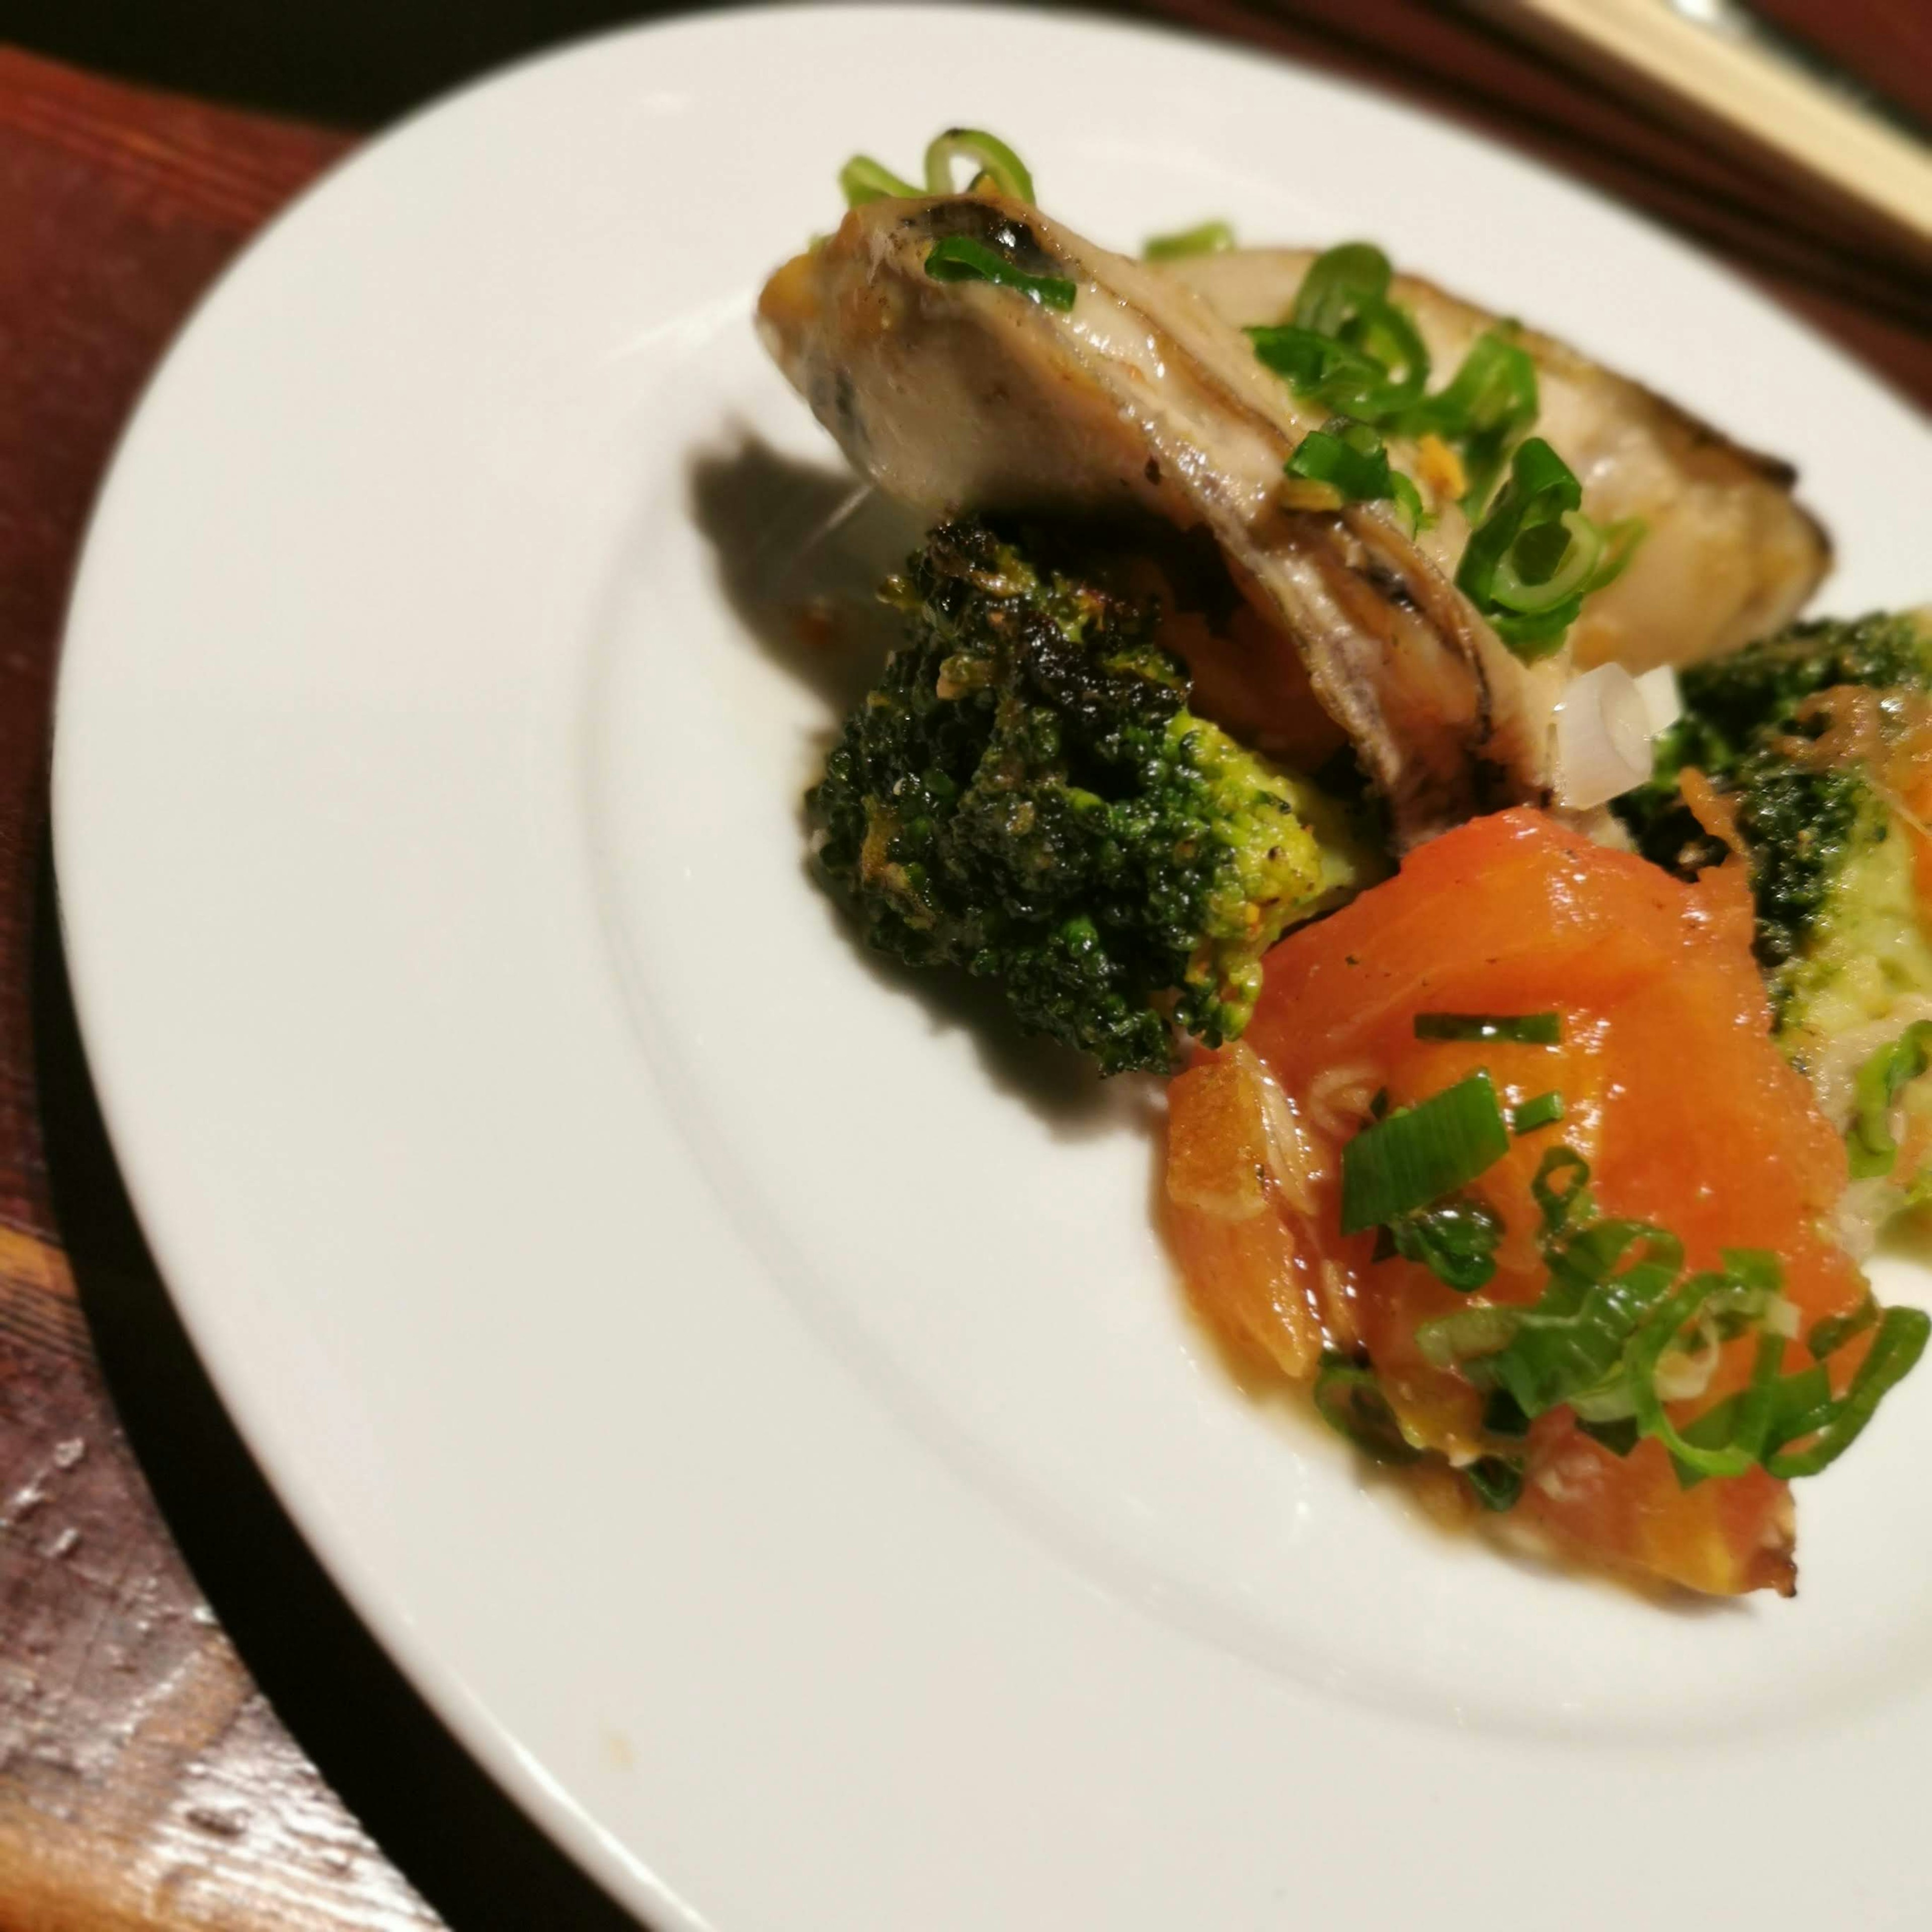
xmin=1 ymin=9 xmax=1927 ymax=1930
xmin=0 ymin=52 xmax=446 ymax=1932
xmin=0 ymin=48 xmax=635 ymax=1932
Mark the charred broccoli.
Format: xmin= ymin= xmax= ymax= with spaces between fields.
xmin=1617 ymin=610 xmax=1932 ymax=1049
xmin=808 ymin=522 xmax=1379 ymax=1074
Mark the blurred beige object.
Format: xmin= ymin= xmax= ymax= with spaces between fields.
xmin=1478 ymin=0 xmax=1932 ymax=264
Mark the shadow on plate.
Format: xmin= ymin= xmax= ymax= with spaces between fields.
xmin=688 ymin=434 xmax=1162 ymax=1143
xmin=687 ymin=433 xmax=916 ymax=718
xmin=32 ymin=844 xmax=648 ymax=1932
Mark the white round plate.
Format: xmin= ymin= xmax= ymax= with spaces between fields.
xmin=53 ymin=8 xmax=1932 ymax=1927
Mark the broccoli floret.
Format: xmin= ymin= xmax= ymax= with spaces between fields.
xmin=1677 ymin=610 xmax=1932 ymax=756
xmin=808 ymin=521 xmax=1380 ymax=1074
xmin=1616 ymin=611 xmax=1932 ymax=1036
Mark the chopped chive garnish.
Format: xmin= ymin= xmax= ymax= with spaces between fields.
xmin=1846 ymin=1020 xmax=1932 ymax=1179
xmin=1429 ymin=1221 xmax=1684 ymax=1422
xmin=1313 ymin=1352 xmax=1422 ymax=1464
xmin=1414 ymin=1011 xmax=1561 ymax=1045
xmin=1411 ymin=1139 xmax=1927 ymax=1492
xmin=1809 ymin=1293 xmax=1879 ymax=1361
xmin=839 ymin=154 xmax=921 ymax=206
xmin=1765 ymin=1307 xmax=1930 ymax=1478
xmin=1576 ymin=1415 xmax=1640 ymax=1457
xmin=1248 ymin=324 xmax=1384 ymax=399
xmin=922 ymin=127 xmax=1035 ymax=201
xmin=1243 ymin=243 xmax=1434 ymax=420
xmin=1240 ymin=243 xmax=1641 ymax=648
xmin=1630 ymin=1297 xmax=1784 ymax=1481
xmin=1241 ymin=241 xmax=1431 ymax=418
xmin=924 ymin=235 xmax=1076 ymax=310
xmin=1144 ymin=218 xmax=1235 ymax=261
xmin=1511 ymin=1092 xmax=1564 ymax=1134
xmin=1293 ymin=242 xmax=1398 ymax=342
xmin=1283 ymin=419 xmax=1424 ymax=527
xmin=1391 ymin=326 xmax=1539 ymax=514
xmin=1389 ymin=470 xmax=1426 ymax=537
xmin=1285 ymin=419 xmax=1393 ymax=501
xmin=1457 ymin=439 xmax=1645 ymax=662
xmin=1530 ymin=1144 xmax=1592 ymax=1233
xmin=1340 ymin=1071 xmax=1510 ymax=1235
xmin=1464 ymin=1456 xmax=1523 ymax=1511
xmin=1483 ymin=1388 xmax=1531 ymax=1438
xmin=1385 ymin=1194 xmax=1503 ymax=1293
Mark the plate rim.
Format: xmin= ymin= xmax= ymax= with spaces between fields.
xmin=50 ymin=8 xmax=1932 ymax=1928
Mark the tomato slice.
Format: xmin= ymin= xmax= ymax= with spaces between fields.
xmin=1165 ymin=808 xmax=1869 ymax=1595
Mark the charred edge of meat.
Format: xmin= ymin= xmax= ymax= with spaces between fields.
xmin=1363 ymin=562 xmax=1422 ymax=616
xmin=829 ymin=368 xmax=863 ymax=452
xmin=1470 ymin=755 xmax=1518 ymax=814
xmin=981 ymin=510 xmax=1249 ymax=627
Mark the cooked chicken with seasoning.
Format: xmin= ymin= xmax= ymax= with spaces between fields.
xmin=1165 ymin=248 xmax=1831 ymax=676
xmin=760 ymin=193 xmax=1565 ymax=848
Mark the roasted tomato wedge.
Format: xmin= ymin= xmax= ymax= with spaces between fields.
xmin=1165 ymin=808 xmax=1895 ymax=1596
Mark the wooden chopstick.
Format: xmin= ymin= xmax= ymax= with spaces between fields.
xmin=1475 ymin=0 xmax=1932 ymax=263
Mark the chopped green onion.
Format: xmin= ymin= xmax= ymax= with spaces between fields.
xmin=1389 ymin=470 xmax=1426 ymax=536
xmin=1809 ymin=1293 xmax=1880 ymax=1361
xmin=1456 ymin=440 xmax=1643 ymax=662
xmin=1262 ymin=309 xmax=1427 ymax=417
xmin=1143 ymin=218 xmax=1236 ymax=261
xmin=1457 ymin=437 xmax=1579 ymax=659
xmin=1765 ymin=1306 xmax=1931 ymax=1477
xmin=1249 ymin=323 xmax=1423 ymax=421
xmin=1243 ymin=241 xmax=1431 ymax=419
xmin=1846 ymin=1020 xmax=1932 ymax=1180
xmin=1588 ymin=516 xmax=1648 ymax=594
xmin=1340 ymin=1071 xmax=1510 ymax=1234
xmin=924 ymin=235 xmax=1076 ymax=310
xmin=1667 ymin=1358 xmax=1839 ymax=1486
xmin=1722 ymin=1249 xmax=1783 ymax=1300
xmin=1489 ymin=509 xmax=1604 ymax=614
xmin=1531 ymin=1145 xmax=1592 ymax=1235
xmin=1629 ymin=1286 xmax=1785 ymax=1480
xmin=1339 ymin=298 xmax=1430 ymax=415
xmin=1392 ymin=327 xmax=1539 ymax=514
xmin=923 ymin=128 xmax=1035 ymax=201
xmin=1248 ymin=324 xmax=1383 ymax=398
xmin=1474 ymin=1222 xmax=1685 ymax=1420
xmin=1414 ymin=1012 xmax=1561 ymax=1045
xmin=1511 ymin=1091 xmax=1565 ymax=1135
xmin=1313 ymin=1352 xmax=1422 ymax=1464
xmin=1483 ymin=1388 xmax=1531 ymax=1438
xmin=1416 ymin=1303 xmax=1519 ymax=1370
xmin=1413 ymin=1138 xmax=1928 ymax=1493
xmin=1386 ymin=1194 xmax=1503 ymax=1293
xmin=839 ymin=154 xmax=920 ymax=206
xmin=1465 ymin=1456 xmax=1523 ymax=1511
xmin=1283 ymin=419 xmax=1425 ymax=529
xmin=1285 ymin=419 xmax=1394 ymax=502
xmin=1292 ymin=242 xmax=1396 ymax=339
xmin=1576 ymin=1415 xmax=1640 ymax=1457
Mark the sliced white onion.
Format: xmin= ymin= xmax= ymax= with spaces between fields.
xmin=1553 ymin=663 xmax=1655 ymax=810
xmin=1653 ymin=1327 xmax=1721 ymax=1403
xmin=1634 ymin=664 xmax=1682 ymax=735
xmin=1250 ymin=1051 xmax=1320 ymax=1215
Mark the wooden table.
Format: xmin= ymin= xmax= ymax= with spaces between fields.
xmin=1 ymin=14 xmax=1926 ymax=1929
